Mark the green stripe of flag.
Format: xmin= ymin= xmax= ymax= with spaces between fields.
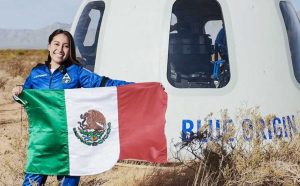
xmin=21 ymin=90 xmax=70 ymax=175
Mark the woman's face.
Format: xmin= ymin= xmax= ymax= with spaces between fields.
xmin=48 ymin=33 xmax=70 ymax=65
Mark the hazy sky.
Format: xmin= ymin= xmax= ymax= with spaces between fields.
xmin=0 ymin=0 xmax=82 ymax=29
xmin=291 ymin=0 xmax=300 ymax=10
xmin=0 ymin=0 xmax=299 ymax=29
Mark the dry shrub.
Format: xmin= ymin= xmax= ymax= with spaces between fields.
xmin=7 ymin=61 xmax=30 ymax=78
xmin=231 ymin=136 xmax=300 ymax=185
xmin=139 ymin=167 xmax=195 ymax=186
xmin=141 ymin=136 xmax=300 ymax=186
xmin=142 ymin=108 xmax=300 ymax=186
xmin=0 ymin=49 xmax=48 ymax=79
xmin=0 ymin=78 xmax=8 ymax=90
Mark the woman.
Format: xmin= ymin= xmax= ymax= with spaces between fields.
xmin=12 ymin=29 xmax=131 ymax=186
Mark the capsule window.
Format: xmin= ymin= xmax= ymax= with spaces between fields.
xmin=167 ymin=0 xmax=230 ymax=88
xmin=74 ymin=1 xmax=105 ymax=71
xmin=280 ymin=1 xmax=300 ymax=84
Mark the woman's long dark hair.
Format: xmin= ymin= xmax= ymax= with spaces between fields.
xmin=45 ymin=29 xmax=81 ymax=67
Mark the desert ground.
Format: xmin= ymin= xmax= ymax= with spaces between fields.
xmin=0 ymin=50 xmax=299 ymax=185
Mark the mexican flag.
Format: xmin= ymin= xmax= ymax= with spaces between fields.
xmin=16 ymin=82 xmax=167 ymax=176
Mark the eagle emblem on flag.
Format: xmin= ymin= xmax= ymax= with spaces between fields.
xmin=73 ymin=109 xmax=111 ymax=146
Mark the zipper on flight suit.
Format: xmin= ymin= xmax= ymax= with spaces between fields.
xmin=49 ymin=72 xmax=53 ymax=89
xmin=49 ymin=65 xmax=66 ymax=88
xmin=49 ymin=69 xmax=57 ymax=89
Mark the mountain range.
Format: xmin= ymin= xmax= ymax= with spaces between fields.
xmin=0 ymin=23 xmax=70 ymax=49
xmin=0 ymin=12 xmax=299 ymax=49
xmin=0 ymin=21 xmax=222 ymax=49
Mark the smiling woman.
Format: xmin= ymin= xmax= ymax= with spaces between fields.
xmin=11 ymin=29 xmax=132 ymax=185
xmin=48 ymin=31 xmax=71 ymax=70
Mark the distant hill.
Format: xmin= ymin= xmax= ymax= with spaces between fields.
xmin=298 ymin=11 xmax=300 ymax=19
xmin=0 ymin=23 xmax=70 ymax=49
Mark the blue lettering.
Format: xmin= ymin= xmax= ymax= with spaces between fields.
xmin=196 ymin=120 xmax=208 ymax=142
xmin=287 ymin=115 xmax=297 ymax=138
xmin=273 ymin=117 xmax=283 ymax=138
xmin=181 ymin=114 xmax=296 ymax=142
xmin=282 ymin=117 xmax=289 ymax=138
xmin=242 ymin=119 xmax=254 ymax=141
xmin=197 ymin=120 xmax=201 ymax=131
xmin=208 ymin=119 xmax=214 ymax=141
xmin=182 ymin=120 xmax=194 ymax=141
xmin=216 ymin=119 xmax=221 ymax=141
xmin=258 ymin=118 xmax=268 ymax=140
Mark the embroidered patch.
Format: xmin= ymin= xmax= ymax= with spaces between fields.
xmin=62 ymin=73 xmax=71 ymax=84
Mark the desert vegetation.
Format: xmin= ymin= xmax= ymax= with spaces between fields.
xmin=0 ymin=50 xmax=299 ymax=185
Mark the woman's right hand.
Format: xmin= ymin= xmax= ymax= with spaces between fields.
xmin=12 ymin=86 xmax=23 ymax=96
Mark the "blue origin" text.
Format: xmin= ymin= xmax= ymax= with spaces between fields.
xmin=181 ymin=115 xmax=298 ymax=142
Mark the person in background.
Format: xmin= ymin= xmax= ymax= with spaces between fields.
xmin=12 ymin=29 xmax=132 ymax=186
xmin=212 ymin=24 xmax=230 ymax=87
xmin=214 ymin=24 xmax=228 ymax=62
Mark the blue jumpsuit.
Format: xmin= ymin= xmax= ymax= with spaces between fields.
xmin=22 ymin=63 xmax=131 ymax=186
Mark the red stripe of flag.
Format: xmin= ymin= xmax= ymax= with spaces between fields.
xmin=117 ymin=82 xmax=167 ymax=163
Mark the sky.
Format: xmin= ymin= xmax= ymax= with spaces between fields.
xmin=291 ymin=0 xmax=300 ymax=11
xmin=0 ymin=0 xmax=299 ymax=30
xmin=0 ymin=0 xmax=82 ymax=29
